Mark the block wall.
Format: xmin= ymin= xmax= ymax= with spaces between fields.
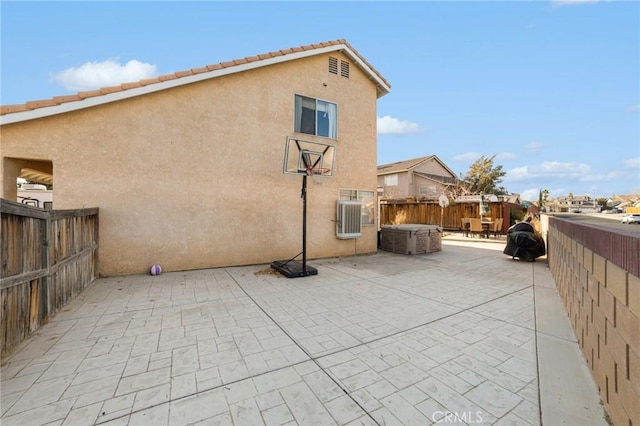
xmin=547 ymin=218 xmax=639 ymax=426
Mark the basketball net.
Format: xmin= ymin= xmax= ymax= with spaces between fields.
xmin=307 ymin=167 xmax=330 ymax=185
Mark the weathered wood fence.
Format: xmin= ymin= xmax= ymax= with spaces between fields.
xmin=1 ymin=199 xmax=99 ymax=357
xmin=380 ymin=201 xmax=522 ymax=234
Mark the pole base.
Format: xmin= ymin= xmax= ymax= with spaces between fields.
xmin=271 ymin=260 xmax=318 ymax=278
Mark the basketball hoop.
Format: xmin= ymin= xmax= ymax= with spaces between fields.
xmin=272 ymin=137 xmax=336 ymax=278
xmin=306 ymin=167 xmax=331 ymax=176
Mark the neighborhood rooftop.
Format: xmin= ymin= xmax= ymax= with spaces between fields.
xmin=0 ymin=39 xmax=391 ymax=123
xmin=377 ymin=156 xmax=437 ymax=174
xmin=377 ymin=154 xmax=458 ymax=178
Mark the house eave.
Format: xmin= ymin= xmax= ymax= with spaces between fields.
xmin=1 ymin=43 xmax=390 ymax=126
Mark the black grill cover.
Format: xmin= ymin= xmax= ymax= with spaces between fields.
xmin=503 ymin=222 xmax=546 ymax=261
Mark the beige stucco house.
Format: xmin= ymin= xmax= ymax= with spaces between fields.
xmin=1 ymin=39 xmax=391 ymax=276
xmin=377 ymin=155 xmax=459 ymax=201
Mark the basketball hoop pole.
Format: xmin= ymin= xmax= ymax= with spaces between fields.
xmin=270 ymin=167 xmax=319 ymax=277
xmin=301 ymin=174 xmax=308 ymax=274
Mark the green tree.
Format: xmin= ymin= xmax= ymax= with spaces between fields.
xmin=460 ymin=155 xmax=508 ymax=195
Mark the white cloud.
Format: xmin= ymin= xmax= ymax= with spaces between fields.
xmin=520 ymin=188 xmax=542 ymax=202
xmin=525 ymin=142 xmax=545 ymax=155
xmin=579 ymin=170 xmax=622 ymax=182
xmin=377 ymin=115 xmax=423 ymax=135
xmin=623 ymin=157 xmax=640 ymax=169
xmin=506 ymin=161 xmax=592 ymax=181
xmin=506 ymin=161 xmax=627 ymax=186
xmin=496 ymin=152 xmax=516 ymax=161
xmin=51 ymin=59 xmax=158 ymax=92
xmin=453 ymin=152 xmax=483 ymax=162
xmin=628 ymin=104 xmax=640 ymax=112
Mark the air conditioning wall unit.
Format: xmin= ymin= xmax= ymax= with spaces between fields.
xmin=336 ymin=200 xmax=362 ymax=239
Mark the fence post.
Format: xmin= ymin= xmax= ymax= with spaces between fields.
xmin=42 ymin=211 xmax=51 ymax=321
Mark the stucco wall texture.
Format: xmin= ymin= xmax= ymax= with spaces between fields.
xmin=1 ymin=52 xmax=381 ymax=276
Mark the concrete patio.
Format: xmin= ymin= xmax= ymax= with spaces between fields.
xmin=1 ymin=236 xmax=608 ymax=425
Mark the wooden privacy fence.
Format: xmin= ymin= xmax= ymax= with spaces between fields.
xmin=1 ymin=199 xmax=99 ymax=357
xmin=380 ymin=201 xmax=519 ymax=234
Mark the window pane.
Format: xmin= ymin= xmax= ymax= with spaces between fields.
xmin=358 ymin=191 xmax=375 ymax=226
xmin=384 ymin=174 xmax=398 ymax=186
xmin=316 ymin=100 xmax=337 ymax=138
xmin=339 ymin=189 xmax=357 ymax=200
xmin=295 ymin=95 xmax=316 ymax=135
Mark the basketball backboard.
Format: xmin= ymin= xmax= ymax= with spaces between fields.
xmin=283 ymin=136 xmax=336 ymax=177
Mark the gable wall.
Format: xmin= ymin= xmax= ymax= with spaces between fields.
xmin=413 ymin=159 xmax=454 ymax=177
xmin=379 ymin=158 xmax=457 ymax=200
xmin=412 ymin=159 xmax=457 ymax=198
xmin=378 ymin=172 xmax=412 ymax=199
xmin=1 ymin=52 xmax=380 ymax=275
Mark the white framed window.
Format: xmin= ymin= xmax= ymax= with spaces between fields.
xmin=294 ymin=95 xmax=337 ymax=139
xmin=384 ymin=174 xmax=398 ymax=186
xmin=339 ymin=189 xmax=375 ymax=226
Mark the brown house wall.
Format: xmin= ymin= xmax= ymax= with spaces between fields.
xmin=1 ymin=52 xmax=381 ymax=275
xmin=378 ymin=158 xmax=458 ymax=200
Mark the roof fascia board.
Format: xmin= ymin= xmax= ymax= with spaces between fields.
xmin=377 ymin=169 xmax=411 ymax=176
xmin=413 ymin=173 xmax=455 ymax=184
xmin=2 ymin=44 xmax=386 ymax=125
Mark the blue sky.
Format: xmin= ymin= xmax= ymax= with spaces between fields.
xmin=2 ymin=1 xmax=639 ymax=201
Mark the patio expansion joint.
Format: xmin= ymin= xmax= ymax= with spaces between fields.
xmin=347 ymin=270 xmax=539 ymax=334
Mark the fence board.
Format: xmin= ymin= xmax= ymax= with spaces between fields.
xmin=380 ymin=201 xmax=522 ymax=234
xmin=1 ymin=199 xmax=98 ymax=357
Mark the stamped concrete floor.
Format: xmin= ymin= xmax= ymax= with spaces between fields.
xmin=1 ymin=237 xmax=608 ymax=425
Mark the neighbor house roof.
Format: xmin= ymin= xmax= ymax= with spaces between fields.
xmin=1 ymin=39 xmax=391 ymax=125
xmin=377 ymin=155 xmax=458 ymax=179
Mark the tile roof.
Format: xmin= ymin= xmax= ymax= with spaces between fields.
xmin=377 ymin=156 xmax=435 ymax=174
xmin=1 ymin=39 xmax=390 ymax=122
xmin=377 ymin=155 xmax=459 ymax=180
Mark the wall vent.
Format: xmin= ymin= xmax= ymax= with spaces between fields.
xmin=336 ymin=200 xmax=362 ymax=239
xmin=340 ymin=60 xmax=350 ymax=78
xmin=329 ymin=57 xmax=338 ymax=74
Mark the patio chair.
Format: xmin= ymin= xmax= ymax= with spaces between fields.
xmin=468 ymin=218 xmax=486 ymax=238
xmin=492 ymin=218 xmax=504 ymax=238
xmin=461 ymin=218 xmax=471 ymax=237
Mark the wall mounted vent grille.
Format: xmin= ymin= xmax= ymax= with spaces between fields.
xmin=336 ymin=200 xmax=362 ymax=239
xmin=329 ymin=57 xmax=338 ymax=74
xmin=340 ymin=60 xmax=350 ymax=78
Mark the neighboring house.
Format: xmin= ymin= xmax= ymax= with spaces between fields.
xmin=609 ymin=194 xmax=640 ymax=213
xmin=502 ymin=194 xmax=521 ymax=205
xmin=0 ymin=39 xmax=391 ymax=276
xmin=547 ymin=195 xmax=600 ymax=213
xmin=377 ymin=155 xmax=459 ymax=201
